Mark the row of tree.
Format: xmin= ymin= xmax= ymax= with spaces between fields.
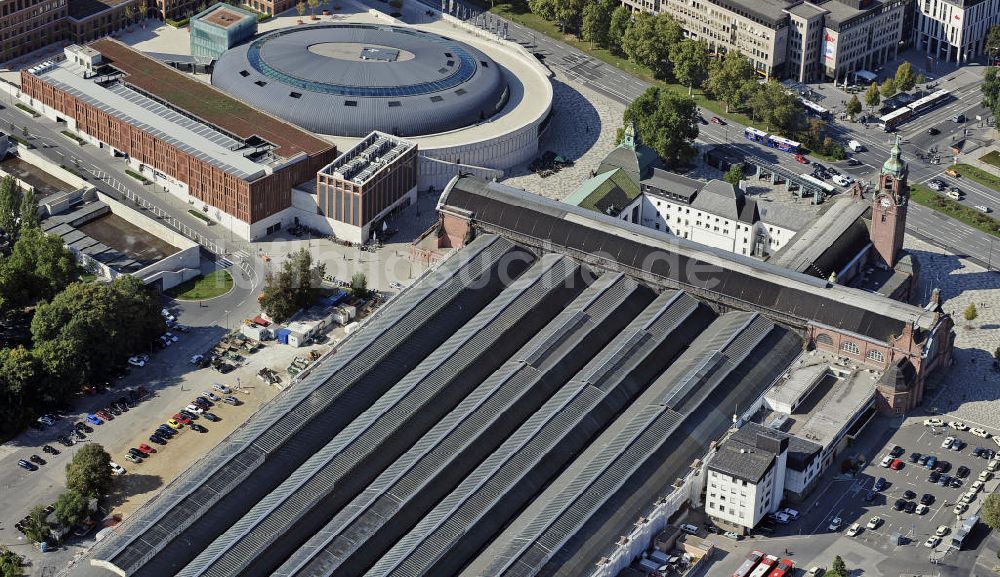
xmin=258 ymin=248 xmax=327 ymax=322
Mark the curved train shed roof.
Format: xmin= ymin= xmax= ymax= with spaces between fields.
xmin=212 ymin=23 xmax=509 ymax=137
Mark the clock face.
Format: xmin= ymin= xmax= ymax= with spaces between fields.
xmin=880 ymin=196 xmax=892 ymax=207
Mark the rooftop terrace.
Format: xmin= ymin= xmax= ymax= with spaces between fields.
xmin=321 ymin=131 xmax=414 ymax=186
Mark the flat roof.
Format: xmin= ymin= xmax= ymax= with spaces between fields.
xmin=89 ymin=39 xmax=333 ymax=159
xmin=321 ymin=131 xmax=414 ymax=186
xmin=195 ymin=4 xmax=256 ymax=28
xmin=68 ymin=0 xmax=132 ymax=20
xmin=769 ymin=197 xmax=869 ymax=273
xmin=0 ymin=156 xmax=76 ymax=198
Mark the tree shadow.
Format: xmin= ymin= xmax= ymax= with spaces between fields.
xmin=104 ymin=473 xmax=164 ymax=511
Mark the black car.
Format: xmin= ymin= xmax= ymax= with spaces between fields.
xmin=909 ymin=452 xmax=922 ymax=463
xmin=934 ymin=461 xmax=951 ymax=473
xmin=149 ymin=434 xmax=167 ymax=445
xmin=42 ymin=444 xmax=59 ymax=455
xmin=74 ymin=429 xmax=86 ymax=440
xmin=57 ymin=436 xmax=74 ymax=447
xmin=179 ymin=410 xmax=199 ymax=421
xmin=920 ymin=493 xmax=935 ymax=505
xmin=918 ymin=454 xmax=930 ymax=465
xmin=195 ymin=396 xmax=213 ymax=407
xmin=216 ymin=363 xmax=235 ymax=374
xmin=950 ymin=477 xmax=963 ymax=488
xmin=864 ymin=491 xmax=877 ymax=502
xmin=983 ymin=449 xmax=996 ymax=460
xmin=29 ymin=454 xmax=46 ymax=465
xmin=938 ymin=474 xmax=952 ymax=486
xmin=953 ymin=439 xmax=966 ymax=451
xmin=202 ymin=412 xmax=220 ymax=422
xmin=893 ymin=498 xmax=907 ymax=511
xmin=75 ymin=422 xmax=92 ymax=433
xmin=905 ymin=501 xmax=917 ymax=514
xmin=928 ymin=471 xmax=941 ymax=483
xmin=903 ymin=489 xmax=917 ymax=500
xmin=972 ymin=447 xmax=983 ymax=457
xmin=927 ymin=127 xmax=940 ymax=135
xmin=108 ymin=405 xmax=121 ymax=416
xmin=189 ymin=423 xmax=208 ymax=433
xmin=17 ymin=459 xmax=37 ymax=471
xmin=156 ymin=426 xmax=176 ymax=437
xmin=847 ymin=158 xmax=862 ymax=166
xmin=889 ymin=445 xmax=905 ymax=457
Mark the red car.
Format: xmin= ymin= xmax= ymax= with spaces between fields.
xmin=137 ymin=443 xmax=156 ymax=455
xmin=172 ymin=413 xmax=192 ymax=425
xmin=794 ymin=154 xmax=809 ymax=164
xmin=95 ymin=410 xmax=113 ymax=421
xmin=890 ymin=459 xmax=904 ymax=470
xmin=710 ymin=116 xmax=726 ymax=125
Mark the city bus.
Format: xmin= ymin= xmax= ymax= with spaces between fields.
xmin=732 ymin=550 xmax=765 ymax=577
xmin=879 ymin=107 xmax=913 ymax=131
xmin=768 ymin=558 xmax=794 ymax=577
xmin=799 ymin=174 xmax=835 ymax=195
xmin=908 ymin=89 xmax=951 ymax=115
xmin=745 ymin=127 xmax=768 ymax=144
xmin=748 ymin=554 xmax=779 ymax=577
xmin=801 ymin=99 xmax=830 ymax=119
xmin=767 ymin=135 xmax=801 ymax=153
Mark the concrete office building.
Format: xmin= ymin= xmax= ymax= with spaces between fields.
xmin=819 ymin=0 xmax=908 ymax=82
xmin=0 ymin=0 xmax=68 ymax=62
xmin=21 ymin=41 xmax=337 ymax=240
xmin=913 ymin=0 xmax=1000 ymax=63
xmin=705 ymin=426 xmax=789 ymax=531
xmin=190 ymin=3 xmax=257 ymax=61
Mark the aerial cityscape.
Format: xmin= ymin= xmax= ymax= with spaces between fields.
xmin=0 ymin=0 xmax=997 ymax=574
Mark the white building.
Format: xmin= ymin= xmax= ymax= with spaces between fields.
xmin=913 ymin=0 xmax=1000 ymax=63
xmin=617 ymin=169 xmax=810 ymax=258
xmin=705 ymin=426 xmax=790 ymax=531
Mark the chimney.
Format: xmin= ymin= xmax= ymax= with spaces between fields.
xmin=927 ymin=287 xmax=943 ymax=311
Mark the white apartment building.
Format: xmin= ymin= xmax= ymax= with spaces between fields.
xmin=618 ymin=169 xmax=809 ymax=258
xmin=914 ymin=0 xmax=1000 ymax=63
xmin=622 ymin=0 xmax=907 ymax=82
xmin=705 ymin=426 xmax=789 ymax=531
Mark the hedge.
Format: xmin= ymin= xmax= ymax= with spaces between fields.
xmin=188 ymin=209 xmax=213 ymax=224
xmin=166 ymin=17 xmax=190 ymax=26
xmin=15 ymin=102 xmax=39 ymax=117
xmin=61 ymin=130 xmax=86 ymax=145
xmin=125 ymin=169 xmax=152 ymax=185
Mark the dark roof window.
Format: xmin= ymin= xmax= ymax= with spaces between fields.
xmin=480 ymin=61 xmax=489 ymax=67
xmin=345 ymin=100 xmax=358 ymax=106
xmin=239 ymin=70 xmax=250 ymax=77
xmin=430 ymin=95 xmax=443 ymax=102
xmin=290 ymin=92 xmax=302 ymax=98
xmin=388 ymin=101 xmax=401 ymax=107
xmin=455 ymin=88 xmax=467 ymax=95
xmin=254 ymin=80 xmax=267 ymax=87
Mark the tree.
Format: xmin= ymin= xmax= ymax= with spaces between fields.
xmin=19 ymin=186 xmax=39 ymax=231
xmin=22 ymin=505 xmax=49 ymax=544
xmin=864 ymin=81 xmax=880 ymax=113
xmin=670 ymin=39 xmax=710 ymax=95
xmin=987 ymin=25 xmax=1000 ymax=59
xmin=608 ymin=5 xmax=631 ymax=55
xmin=704 ymin=50 xmax=757 ymax=113
xmin=880 ymin=78 xmax=896 ymax=99
xmin=846 ymin=94 xmax=862 ymax=119
xmin=916 ymin=73 xmax=925 ymax=85
xmin=983 ymin=68 xmax=1000 ymax=122
xmin=351 ymin=271 xmax=369 ymax=298
xmin=0 ymin=175 xmax=21 ymax=236
xmin=828 ymin=555 xmax=848 ymax=577
xmin=0 ymin=547 xmax=24 ymax=577
xmin=308 ymin=0 xmax=320 ymax=15
xmin=982 ymin=493 xmax=1000 ymax=530
xmin=295 ymin=1 xmax=306 ymax=17
xmin=54 ymin=490 xmax=90 ymax=527
xmin=0 ymin=228 xmax=78 ymax=312
xmin=724 ymin=164 xmax=744 ymax=186
xmin=622 ymin=12 xmax=682 ymax=79
xmin=0 ymin=346 xmax=37 ymax=409
xmin=529 ymin=0 xmax=586 ymax=32
xmin=623 ymin=86 xmax=699 ymax=167
xmin=124 ymin=4 xmax=135 ymax=25
xmin=894 ymin=61 xmax=917 ymax=92
xmin=65 ymin=444 xmax=113 ymax=498
xmin=582 ymin=0 xmax=615 ymax=47
xmin=964 ymin=302 xmax=978 ymax=323
xmin=138 ymin=0 xmax=148 ymax=20
xmin=748 ymin=80 xmax=803 ymax=135
xmin=994 ymin=345 xmax=1000 ymax=360
xmin=258 ymin=249 xmax=324 ymax=321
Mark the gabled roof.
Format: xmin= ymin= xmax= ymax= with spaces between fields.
xmin=691 ymin=180 xmax=743 ymax=221
xmin=597 ymin=143 xmax=662 ymax=186
xmin=878 ymin=357 xmax=916 ymax=392
xmin=563 ymin=168 xmax=640 ymax=215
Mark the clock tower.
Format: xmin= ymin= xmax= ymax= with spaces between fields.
xmin=871 ymin=135 xmax=908 ymax=268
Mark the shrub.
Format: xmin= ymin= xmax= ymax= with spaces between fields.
xmin=188 ymin=209 xmax=212 ymax=224
xmin=125 ymin=169 xmax=151 ymax=185
xmin=15 ymin=103 xmax=39 ymax=117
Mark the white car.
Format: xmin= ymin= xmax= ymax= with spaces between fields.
xmin=128 ymin=356 xmax=145 ymax=367
xmin=165 ymin=332 xmax=179 ymax=342
xmin=774 ymin=512 xmax=791 ymax=524
xmin=916 ymin=503 xmax=929 ymax=515
xmin=924 ymin=418 xmax=945 ymax=427
xmin=924 ymin=535 xmax=941 ymax=548
xmin=994 ymin=436 xmax=1000 ymax=448
xmin=935 ymin=525 xmax=950 ymax=537
xmin=723 ymin=531 xmax=741 ymax=540
xmin=971 ymin=480 xmax=985 ymax=493
xmin=974 ymin=205 xmax=991 ymax=213
xmin=832 ymin=174 xmax=853 ymax=187
xmin=212 ymin=383 xmax=232 ymax=394
xmin=880 ymin=455 xmax=893 ymax=467
xmin=866 ymin=516 xmax=883 ymax=530
xmin=161 ymin=308 xmax=176 ymax=322
xmin=978 ymin=470 xmax=993 ymax=482
xmin=942 ymin=436 xmax=955 ymax=449
xmin=781 ymin=508 xmax=800 ymax=520
xmin=191 ymin=355 xmax=204 ymax=365
xmin=184 ymin=404 xmax=205 ymax=414
xmin=988 ymin=459 xmax=999 ymax=472
xmin=109 ymin=462 xmax=127 ymax=476
xmin=202 ymin=391 xmax=221 ymax=402
xmin=970 ymin=428 xmax=990 ymax=438
xmin=846 ymin=523 xmax=862 ymax=537
xmin=828 ymin=517 xmax=843 ymax=531
xmin=954 ymin=502 xmax=968 ymax=515
xmin=950 ymin=421 xmax=969 ymax=431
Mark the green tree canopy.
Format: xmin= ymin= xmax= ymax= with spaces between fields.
xmin=0 ymin=175 xmax=21 ymax=236
xmin=864 ymin=81 xmax=881 ymax=111
xmin=704 ymin=50 xmax=757 ymax=112
xmin=982 ymin=493 xmax=1000 ymax=530
xmin=982 ymin=68 xmax=1000 ymax=121
xmin=622 ymin=12 xmax=682 ymax=79
xmin=748 ymin=80 xmax=803 ymax=135
xmin=724 ymin=164 xmax=744 ymax=186
xmin=964 ymin=302 xmax=978 ymax=322
xmin=581 ymin=0 xmax=615 ymax=47
xmin=54 ymin=489 xmax=91 ymax=527
xmin=351 ymin=271 xmax=369 ymax=298
xmin=258 ymin=249 xmax=325 ymax=322
xmin=987 ymin=25 xmax=1000 ymax=57
xmin=0 ymin=345 xmax=37 ymax=406
xmin=22 ymin=505 xmax=49 ymax=544
xmin=18 ymin=187 xmax=40 ymax=231
xmin=623 ymin=86 xmax=699 ymax=168
xmin=846 ymin=94 xmax=862 ymax=118
xmin=607 ymin=5 xmax=631 ymax=54
xmin=65 ymin=444 xmax=113 ymax=498
xmin=0 ymin=546 xmax=24 ymax=577
xmin=880 ymin=78 xmax=896 ymax=99
xmin=529 ymin=0 xmax=586 ymax=31
xmin=0 ymin=228 xmax=78 ymax=312
xmin=828 ymin=555 xmax=848 ymax=577
xmin=670 ymin=39 xmax=710 ymax=95
xmin=894 ymin=61 xmax=917 ymax=93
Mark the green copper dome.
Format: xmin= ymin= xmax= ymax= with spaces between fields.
xmin=882 ymin=135 xmax=907 ymax=177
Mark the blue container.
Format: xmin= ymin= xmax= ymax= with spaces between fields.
xmin=276 ymin=328 xmax=290 ymax=344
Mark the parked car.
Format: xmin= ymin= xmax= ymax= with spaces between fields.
xmin=195 ymin=396 xmax=213 ymax=407
xmin=953 ymin=503 xmax=968 ymax=514
xmin=156 ymin=425 xmax=176 ymax=437
xmin=212 ymin=383 xmax=232 ymax=394
xmin=203 ymin=391 xmax=221 ymax=402
xmin=952 ymin=439 xmax=966 ymax=451
xmin=86 ymin=414 xmax=103 ymax=425
xmin=846 ymin=523 xmax=862 ymax=537
xmin=950 ymin=477 xmax=963 ymax=488
xmin=920 ymin=493 xmax=935 ymax=505
xmin=128 ymin=356 xmax=145 ymax=367
xmin=828 ymin=517 xmax=843 ymax=531
xmin=178 ymin=410 xmax=199 ymax=421
xmin=905 ymin=501 xmax=917 ymax=514
xmin=927 ymin=127 xmax=940 ymax=135
xmin=149 ymin=434 xmax=167 ymax=445
xmin=924 ymin=536 xmax=941 ymax=548
xmin=17 ymin=459 xmax=37 ymax=471
xmin=889 ymin=446 xmax=905 ymax=458
xmin=924 ymin=418 xmax=945 ymax=427
xmin=95 ymin=410 xmax=113 ymax=421
xmin=185 ymin=404 xmax=205 ymax=414
xmin=202 ymin=412 xmax=220 ymax=422
xmin=165 ymin=332 xmax=179 ymax=342
xmin=935 ymin=525 xmax=950 ymax=537
xmin=890 ymin=459 xmax=904 ymax=470
xmin=172 ymin=414 xmax=191 ymax=425
xmin=167 ymin=419 xmax=183 ymax=430
xmin=893 ymin=499 xmax=907 ymax=511
xmin=929 ymin=470 xmax=941 ymax=483
xmin=191 ymin=354 xmax=205 ymax=365
xmin=942 ymin=436 xmax=955 ymax=449
xmin=925 ymin=456 xmax=938 ymax=469
xmin=137 ymin=443 xmax=156 ymax=454
xmin=934 ymin=461 xmax=951 ymax=473
xmin=938 ymin=474 xmax=952 ymax=487
xmin=109 ymin=462 xmax=127 ymax=476
xmin=873 ymin=477 xmax=887 ymax=491
xmin=223 ymin=396 xmax=240 ymax=406
xmin=880 ymin=455 xmax=893 ymax=467
xmin=846 ymin=158 xmax=862 ymax=166
xmin=903 ymin=490 xmax=917 ymax=500
xmin=866 ymin=516 xmax=883 ymax=529
xmin=190 ymin=423 xmax=208 ymax=433
xmin=29 ymin=454 xmax=46 ymax=465
xmin=975 ymin=205 xmax=992 ymax=213
xmin=125 ymin=453 xmax=143 ymax=464
xmin=909 ymin=452 xmax=921 ymax=463
xmin=950 ymin=421 xmax=969 ymax=431
xmin=678 ymin=524 xmax=699 ymax=535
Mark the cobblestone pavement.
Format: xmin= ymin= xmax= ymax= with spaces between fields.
xmin=906 ymin=236 xmax=1000 ymax=430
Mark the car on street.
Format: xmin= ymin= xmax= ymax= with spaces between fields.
xmin=927 ymin=180 xmax=945 ymax=191
xmin=866 ymin=516 xmax=883 ymax=530
xmin=942 ymin=436 xmax=955 ymax=449
xmin=846 ymin=523 xmax=862 ymax=537
xmin=890 ymin=459 xmax=904 ymax=470
xmin=109 ymin=462 xmax=126 ymax=476
xmin=832 ymin=174 xmax=853 ymax=186
xmin=828 ymin=516 xmax=842 ymax=531
xmin=952 ymin=114 xmax=965 ymax=123
xmin=924 ymin=536 xmax=941 ymax=548
xmin=795 ymin=154 xmax=809 ymax=164
xmin=950 ymin=421 xmax=969 ymax=431
xmin=927 ymin=127 xmax=940 ymax=135
xmin=723 ymin=531 xmax=741 ymax=540
xmin=975 ymin=205 xmax=992 ymax=213
xmin=846 ymin=158 xmax=862 ymax=166
xmin=17 ymin=459 xmax=37 ymax=471
xmin=711 ymin=116 xmax=725 ymax=125
xmin=167 ymin=419 xmax=183 ymax=429
xmin=86 ymin=414 xmax=103 ymax=425
xmin=203 ymin=412 xmax=220 ymax=422
xmin=924 ymin=418 xmax=945 ymax=427
xmin=212 ymin=383 xmax=232 ymax=394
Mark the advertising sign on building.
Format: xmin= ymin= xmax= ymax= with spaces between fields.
xmin=822 ymin=32 xmax=837 ymax=65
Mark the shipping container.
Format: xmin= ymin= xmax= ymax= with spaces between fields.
xmin=276 ymin=328 xmax=290 ymax=344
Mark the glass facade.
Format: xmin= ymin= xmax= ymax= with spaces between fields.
xmin=190 ymin=3 xmax=257 ymax=60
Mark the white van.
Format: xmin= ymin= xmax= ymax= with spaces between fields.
xmin=848 ymin=140 xmax=864 ymax=152
xmin=946 ymin=190 xmax=961 ymax=200
xmin=678 ymin=523 xmax=699 ymax=535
